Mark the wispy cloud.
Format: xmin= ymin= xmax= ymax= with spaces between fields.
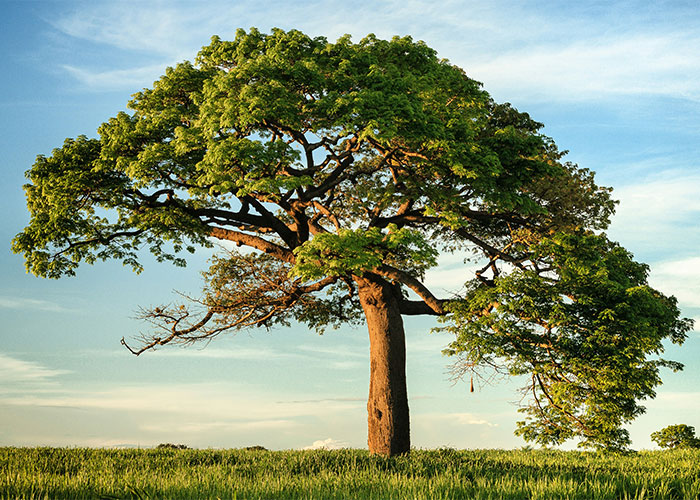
xmin=296 ymin=344 xmax=367 ymax=359
xmin=0 ymin=353 xmax=69 ymax=383
xmin=613 ymin=172 xmax=700 ymax=225
xmin=140 ymin=419 xmax=297 ymax=434
xmin=608 ymin=171 xmax=700 ymax=260
xmin=466 ymin=34 xmax=700 ymax=103
xmin=50 ymin=1 xmax=233 ymax=58
xmin=424 ymin=254 xmax=482 ymax=295
xmin=0 ymin=378 xmax=364 ymax=447
xmin=645 ymin=391 xmax=700 ymax=411
xmin=282 ymin=396 xmax=365 ymax=404
xmin=0 ymin=296 xmax=70 ymax=313
xmin=149 ymin=346 xmax=302 ymax=361
xmin=61 ymin=63 xmax=172 ymax=92
xmin=2 ymin=382 xmax=364 ymax=421
xmin=649 ymin=257 xmax=700 ymax=309
xmin=418 ymin=412 xmax=498 ymax=427
xmin=602 ymin=169 xmax=700 ymax=318
xmin=150 ymin=344 xmax=367 ymax=368
xmin=47 ymin=1 xmax=700 ymax=102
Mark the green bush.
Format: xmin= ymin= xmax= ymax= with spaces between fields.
xmin=651 ymin=424 xmax=700 ymax=449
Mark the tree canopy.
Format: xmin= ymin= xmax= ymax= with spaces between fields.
xmin=651 ymin=424 xmax=700 ymax=449
xmin=13 ymin=28 xmax=692 ymax=453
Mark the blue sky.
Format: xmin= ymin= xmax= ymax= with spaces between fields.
xmin=1 ymin=0 xmax=699 ymax=451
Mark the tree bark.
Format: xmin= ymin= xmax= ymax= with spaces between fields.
xmin=355 ymin=274 xmax=411 ymax=456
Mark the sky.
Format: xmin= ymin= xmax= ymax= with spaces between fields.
xmin=1 ymin=0 xmax=699 ymax=451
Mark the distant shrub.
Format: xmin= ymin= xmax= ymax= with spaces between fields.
xmin=156 ymin=443 xmax=189 ymax=450
xmin=245 ymin=445 xmax=268 ymax=451
xmin=651 ymin=425 xmax=700 ymax=449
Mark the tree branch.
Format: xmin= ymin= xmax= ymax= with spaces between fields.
xmin=208 ymin=227 xmax=295 ymax=263
xmin=373 ymin=265 xmax=445 ymax=315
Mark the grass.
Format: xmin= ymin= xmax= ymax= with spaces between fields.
xmin=2 ymin=447 xmax=700 ymax=499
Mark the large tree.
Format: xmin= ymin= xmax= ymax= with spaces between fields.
xmin=13 ymin=29 xmax=691 ymax=455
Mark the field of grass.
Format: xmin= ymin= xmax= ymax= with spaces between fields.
xmin=2 ymin=446 xmax=700 ymax=499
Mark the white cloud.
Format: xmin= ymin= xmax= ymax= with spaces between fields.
xmin=48 ymin=1 xmax=700 ymax=102
xmin=0 ymin=379 xmax=365 ymax=448
xmin=0 ymin=296 xmax=70 ymax=313
xmin=424 ymin=254 xmax=482 ymax=295
xmin=604 ymin=171 xmax=700 ymax=318
xmin=296 ymin=344 xmax=366 ymax=359
xmin=466 ymin=34 xmax=700 ymax=102
xmin=51 ymin=1 xmax=232 ymax=58
xmin=149 ymin=346 xmax=302 ymax=361
xmin=281 ymin=396 xmax=365 ymax=404
xmin=607 ymin=171 xmax=700 ymax=259
xmin=141 ymin=419 xmax=297 ymax=434
xmin=1 ymin=382 xmax=364 ymax=422
xmin=151 ymin=344 xmax=368 ymax=368
xmin=61 ymin=63 xmax=174 ymax=92
xmin=420 ymin=412 xmax=498 ymax=427
xmin=612 ymin=173 xmax=700 ymax=224
xmin=645 ymin=391 xmax=700 ymax=412
xmin=405 ymin=333 xmax=450 ymax=355
xmin=302 ymin=437 xmax=349 ymax=450
xmin=648 ymin=257 xmax=700 ymax=308
xmin=0 ymin=353 xmax=69 ymax=384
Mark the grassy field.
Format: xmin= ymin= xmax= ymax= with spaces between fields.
xmin=2 ymin=446 xmax=700 ymax=499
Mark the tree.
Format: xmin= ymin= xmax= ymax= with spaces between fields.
xmin=651 ymin=425 xmax=700 ymax=449
xmin=441 ymin=232 xmax=689 ymax=451
xmin=13 ymin=28 xmax=692 ymax=455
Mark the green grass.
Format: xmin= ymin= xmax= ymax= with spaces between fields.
xmin=2 ymin=447 xmax=700 ymax=499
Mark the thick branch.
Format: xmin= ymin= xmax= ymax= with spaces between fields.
xmin=372 ymin=212 xmax=440 ymax=229
xmin=455 ymin=228 xmax=525 ymax=266
xmin=240 ymin=196 xmax=299 ymax=247
xmin=302 ymin=149 xmax=356 ymax=201
xmin=209 ymin=227 xmax=295 ymax=263
xmin=398 ymin=299 xmax=444 ymax=316
xmin=373 ymin=265 xmax=445 ymax=315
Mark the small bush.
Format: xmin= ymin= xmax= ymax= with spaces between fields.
xmin=651 ymin=424 xmax=700 ymax=449
xmin=156 ymin=443 xmax=189 ymax=450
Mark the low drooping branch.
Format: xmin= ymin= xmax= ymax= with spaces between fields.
xmin=122 ymin=251 xmax=352 ymax=355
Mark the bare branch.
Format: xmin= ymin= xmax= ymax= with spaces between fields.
xmin=122 ymin=251 xmax=348 ymax=356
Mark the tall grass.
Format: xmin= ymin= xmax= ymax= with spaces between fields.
xmin=2 ymin=447 xmax=699 ymax=499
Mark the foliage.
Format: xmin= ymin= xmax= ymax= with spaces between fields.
xmin=651 ymin=425 xmax=700 ymax=449
xmin=3 ymin=447 xmax=700 ymax=499
xmin=155 ymin=443 xmax=189 ymax=450
xmin=12 ymin=28 xmax=691 ymax=451
xmin=13 ymin=28 xmax=609 ymax=284
xmin=439 ymin=232 xmax=692 ymax=451
xmin=292 ymin=224 xmax=438 ymax=280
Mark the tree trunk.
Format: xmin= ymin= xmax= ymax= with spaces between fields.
xmin=355 ymin=275 xmax=411 ymax=456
